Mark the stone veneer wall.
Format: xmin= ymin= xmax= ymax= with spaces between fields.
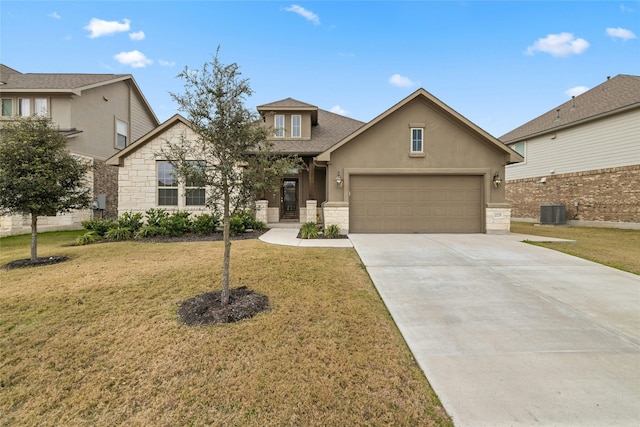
xmin=92 ymin=159 xmax=119 ymax=219
xmin=322 ymin=202 xmax=349 ymax=234
xmin=506 ymin=165 xmax=639 ymax=223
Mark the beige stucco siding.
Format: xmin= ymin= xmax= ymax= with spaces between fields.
xmin=263 ymin=111 xmax=312 ymax=140
xmin=506 ymin=109 xmax=640 ymax=180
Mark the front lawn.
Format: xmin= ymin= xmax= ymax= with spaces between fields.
xmin=511 ymin=222 xmax=640 ymax=275
xmin=0 ymin=233 xmax=452 ymax=426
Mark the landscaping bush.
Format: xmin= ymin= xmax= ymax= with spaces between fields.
xmin=229 ymin=215 xmax=245 ymax=234
xmin=190 ymin=213 xmax=221 ymax=235
xmin=134 ymin=225 xmax=163 ymax=239
xmin=117 ymin=212 xmax=143 ymax=233
xmin=105 ymin=226 xmax=132 ymax=241
xmin=231 ymin=210 xmax=265 ymax=231
xmin=81 ymin=218 xmax=116 ymax=237
xmin=145 ymin=208 xmax=169 ymax=227
xmin=160 ymin=211 xmax=192 ymax=236
xmin=75 ymin=230 xmax=102 ymax=245
xmin=300 ymin=222 xmax=319 ymax=239
xmin=324 ymin=224 xmax=340 ymax=238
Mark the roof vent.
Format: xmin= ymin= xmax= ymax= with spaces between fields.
xmin=554 ymin=109 xmax=561 ymax=121
xmin=570 ymin=96 xmax=576 ymax=110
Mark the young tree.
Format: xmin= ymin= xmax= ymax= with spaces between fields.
xmin=0 ymin=116 xmax=91 ymax=261
xmin=164 ymin=49 xmax=297 ymax=305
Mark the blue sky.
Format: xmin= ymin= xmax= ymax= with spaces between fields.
xmin=2 ymin=1 xmax=639 ymax=137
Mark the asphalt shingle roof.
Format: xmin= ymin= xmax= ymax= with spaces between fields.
xmin=0 ymin=64 xmax=130 ymax=91
xmin=500 ymin=74 xmax=640 ymax=143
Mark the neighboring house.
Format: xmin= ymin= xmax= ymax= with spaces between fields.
xmin=109 ymin=89 xmax=522 ymax=234
xmin=0 ymin=64 xmax=159 ymax=236
xmin=502 ymin=74 xmax=640 ymax=226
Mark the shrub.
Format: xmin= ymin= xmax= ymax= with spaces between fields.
xmin=81 ymin=218 xmax=116 ymax=237
xmin=135 ymin=225 xmax=163 ymax=239
xmin=300 ymin=222 xmax=319 ymax=239
xmin=324 ymin=224 xmax=340 ymax=238
xmin=76 ymin=230 xmax=102 ymax=245
xmin=105 ymin=226 xmax=132 ymax=241
xmin=160 ymin=211 xmax=192 ymax=236
xmin=250 ymin=220 xmax=266 ymax=231
xmin=117 ymin=212 xmax=143 ymax=232
xmin=145 ymin=208 xmax=169 ymax=227
xmin=231 ymin=210 xmax=265 ymax=231
xmin=190 ymin=213 xmax=220 ymax=235
xmin=229 ymin=215 xmax=245 ymax=234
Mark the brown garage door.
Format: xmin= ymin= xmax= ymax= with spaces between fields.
xmin=350 ymin=175 xmax=483 ymax=233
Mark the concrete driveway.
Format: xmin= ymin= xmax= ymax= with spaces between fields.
xmin=349 ymin=233 xmax=640 ymax=427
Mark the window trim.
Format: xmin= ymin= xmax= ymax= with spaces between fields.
xmin=274 ymin=114 xmax=285 ymax=138
xmin=410 ymin=127 xmax=424 ymax=153
xmin=291 ymin=114 xmax=301 ymax=138
xmin=115 ymin=118 xmax=128 ymax=149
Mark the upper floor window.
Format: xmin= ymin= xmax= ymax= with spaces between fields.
xmin=18 ymin=98 xmax=30 ymax=117
xmin=509 ymin=141 xmax=526 ymax=158
xmin=411 ymin=128 xmax=423 ymax=153
xmin=1 ymin=99 xmax=12 ymax=116
xmin=116 ymin=119 xmax=128 ymax=149
xmin=275 ymin=114 xmax=285 ymax=137
xmin=292 ymin=115 xmax=301 ymax=138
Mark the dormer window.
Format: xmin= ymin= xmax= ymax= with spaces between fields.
xmin=275 ymin=114 xmax=285 ymax=137
xmin=292 ymin=115 xmax=301 ymax=138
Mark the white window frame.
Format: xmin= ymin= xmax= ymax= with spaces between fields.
xmin=1 ymin=98 xmax=13 ymax=116
xmin=291 ymin=115 xmax=301 ymax=138
xmin=157 ymin=161 xmax=179 ymax=206
xmin=509 ymin=141 xmax=526 ymax=158
xmin=34 ymin=98 xmax=48 ymax=116
xmin=116 ymin=118 xmax=128 ymax=149
xmin=275 ymin=114 xmax=285 ymax=138
xmin=410 ymin=128 xmax=424 ymax=153
xmin=18 ymin=98 xmax=30 ymax=117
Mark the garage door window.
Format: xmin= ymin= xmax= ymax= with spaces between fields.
xmin=411 ymin=128 xmax=423 ymax=153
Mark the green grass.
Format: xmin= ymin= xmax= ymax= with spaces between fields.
xmin=0 ymin=232 xmax=452 ymax=426
xmin=511 ymin=222 xmax=640 ymax=275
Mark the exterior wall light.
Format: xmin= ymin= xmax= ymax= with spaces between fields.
xmin=492 ymin=172 xmax=503 ymax=188
xmin=335 ymin=172 xmax=343 ymax=188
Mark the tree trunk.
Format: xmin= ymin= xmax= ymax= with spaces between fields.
xmin=30 ymin=214 xmax=38 ymax=261
xmin=221 ymin=186 xmax=231 ymax=306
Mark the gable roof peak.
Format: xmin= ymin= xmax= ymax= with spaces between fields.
xmin=257 ymin=97 xmax=318 ymax=110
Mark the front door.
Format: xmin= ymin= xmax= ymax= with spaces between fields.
xmin=281 ymin=178 xmax=298 ymax=220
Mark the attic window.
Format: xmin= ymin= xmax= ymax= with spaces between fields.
xmin=292 ymin=115 xmax=301 ymax=138
xmin=411 ymin=128 xmax=423 ymax=153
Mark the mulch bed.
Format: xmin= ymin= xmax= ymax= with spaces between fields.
xmin=177 ymin=286 xmax=270 ymax=326
xmin=2 ymin=256 xmax=70 ymax=270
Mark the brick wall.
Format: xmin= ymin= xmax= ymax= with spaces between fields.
xmin=506 ymin=165 xmax=639 ymax=223
xmin=93 ymin=159 xmax=119 ymax=218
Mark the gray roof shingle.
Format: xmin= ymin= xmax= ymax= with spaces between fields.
xmin=0 ymin=64 xmax=130 ymax=92
xmin=500 ymin=74 xmax=640 ymax=143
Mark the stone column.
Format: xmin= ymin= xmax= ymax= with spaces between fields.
xmin=255 ymin=200 xmax=269 ymax=224
xmin=306 ymin=200 xmax=317 ymax=223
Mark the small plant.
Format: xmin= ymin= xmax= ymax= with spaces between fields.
xmin=250 ymin=220 xmax=266 ymax=231
xmin=160 ymin=211 xmax=192 ymax=236
xmin=105 ymin=226 xmax=132 ymax=241
xmin=81 ymin=218 xmax=116 ymax=237
xmin=229 ymin=215 xmax=245 ymax=234
xmin=76 ymin=230 xmax=102 ymax=245
xmin=324 ymin=224 xmax=340 ymax=238
xmin=190 ymin=213 xmax=220 ymax=235
xmin=135 ymin=225 xmax=163 ymax=239
xmin=145 ymin=208 xmax=169 ymax=227
xmin=300 ymin=222 xmax=319 ymax=239
xmin=117 ymin=212 xmax=143 ymax=232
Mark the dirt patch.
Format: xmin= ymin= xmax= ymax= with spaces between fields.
xmin=177 ymin=286 xmax=270 ymax=326
xmin=2 ymin=256 xmax=69 ymax=270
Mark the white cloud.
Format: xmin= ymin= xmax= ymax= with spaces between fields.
xmin=49 ymin=12 xmax=61 ymax=19
xmin=565 ymin=86 xmax=589 ymax=97
xmin=525 ymin=32 xmax=589 ymax=57
xmin=620 ymin=4 xmax=633 ymax=13
xmin=330 ymin=105 xmax=348 ymax=116
xmin=114 ymin=50 xmax=152 ymax=68
xmin=84 ymin=18 xmax=131 ymax=38
xmin=285 ymin=5 xmax=320 ymax=25
xmin=606 ymin=27 xmax=637 ymax=40
xmin=129 ymin=31 xmax=145 ymax=41
xmin=159 ymin=59 xmax=176 ymax=67
xmin=388 ymin=74 xmax=415 ymax=88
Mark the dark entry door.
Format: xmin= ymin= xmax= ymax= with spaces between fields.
xmin=281 ymin=178 xmax=298 ymax=220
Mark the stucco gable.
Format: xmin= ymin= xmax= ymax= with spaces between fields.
xmin=106 ymin=114 xmax=192 ymax=166
xmin=318 ymin=88 xmax=522 ymax=164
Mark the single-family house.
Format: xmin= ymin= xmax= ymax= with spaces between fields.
xmin=501 ymin=74 xmax=639 ymax=227
xmin=0 ymin=64 xmax=159 ymax=236
xmin=108 ymin=88 xmax=522 ymax=234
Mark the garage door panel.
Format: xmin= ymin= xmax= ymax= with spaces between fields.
xmin=350 ymin=175 xmax=483 ymax=233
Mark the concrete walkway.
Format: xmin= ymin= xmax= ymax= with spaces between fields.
xmin=259 ymin=227 xmax=353 ymax=247
xmin=350 ymin=233 xmax=640 ymax=427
